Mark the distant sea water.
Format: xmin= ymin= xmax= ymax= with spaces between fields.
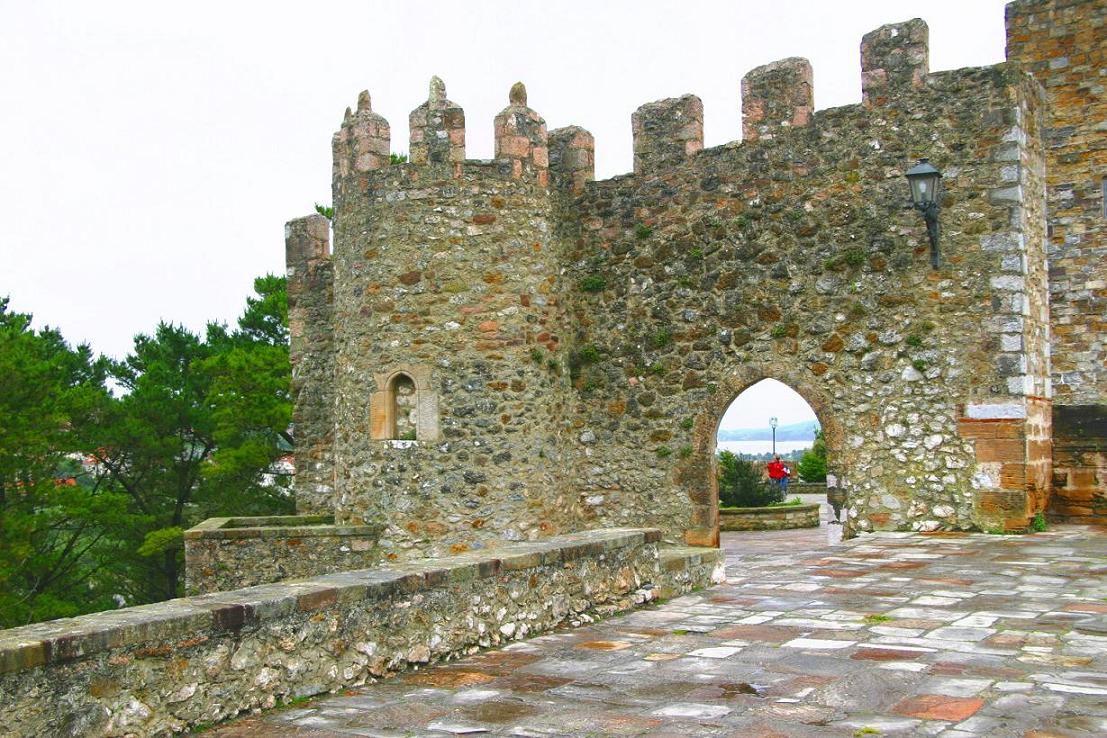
xmin=716 ymin=440 xmax=812 ymax=455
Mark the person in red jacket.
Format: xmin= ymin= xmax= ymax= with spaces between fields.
xmin=766 ymin=455 xmax=791 ymax=494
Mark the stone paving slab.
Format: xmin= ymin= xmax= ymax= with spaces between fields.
xmin=198 ymin=524 xmax=1107 ymax=737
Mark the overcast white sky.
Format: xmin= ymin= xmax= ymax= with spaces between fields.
xmin=1 ymin=0 xmax=1009 ymax=375
xmin=720 ymin=378 xmax=818 ymax=431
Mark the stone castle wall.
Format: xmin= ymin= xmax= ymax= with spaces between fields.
xmin=562 ymin=59 xmax=1049 ymax=539
xmin=280 ymin=3 xmax=1107 ymax=549
xmin=1006 ymin=0 xmax=1107 ymax=524
xmin=1007 ymin=0 xmax=1106 ymax=406
xmin=286 ymin=215 xmax=337 ymax=513
xmin=327 ymin=155 xmax=583 ymax=558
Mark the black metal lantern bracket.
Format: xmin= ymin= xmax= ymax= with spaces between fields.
xmin=905 ymin=158 xmax=943 ymax=270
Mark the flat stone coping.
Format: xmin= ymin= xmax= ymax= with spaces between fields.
xmin=0 ymin=527 xmax=673 ymax=676
xmin=184 ymin=514 xmax=382 ymax=540
xmin=659 ymin=546 xmax=723 ymax=570
xmin=719 ymin=503 xmax=821 ymax=516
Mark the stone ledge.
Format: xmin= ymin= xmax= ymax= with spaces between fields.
xmin=182 ymin=514 xmax=381 ymax=540
xmin=0 ymin=527 xmax=723 ymax=738
xmin=0 ymin=527 xmax=655 ymax=676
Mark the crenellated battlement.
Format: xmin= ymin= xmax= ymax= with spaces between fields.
xmin=328 ymin=16 xmax=946 ymax=194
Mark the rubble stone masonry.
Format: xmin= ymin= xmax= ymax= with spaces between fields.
xmin=1007 ymin=0 xmax=1106 ymax=523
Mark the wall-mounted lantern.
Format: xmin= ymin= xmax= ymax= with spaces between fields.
xmin=905 ymin=158 xmax=942 ymax=269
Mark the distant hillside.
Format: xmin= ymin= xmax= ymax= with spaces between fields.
xmin=717 ymin=420 xmax=820 ymax=442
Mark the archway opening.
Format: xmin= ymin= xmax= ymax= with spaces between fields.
xmin=389 ymin=373 xmax=418 ymax=440
xmin=715 ymin=378 xmax=824 ymax=511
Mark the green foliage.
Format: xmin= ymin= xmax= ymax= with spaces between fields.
xmin=912 ymin=358 xmax=928 ymax=372
xmin=649 ymin=362 xmax=666 ymax=376
xmin=389 ymin=153 xmax=408 ymax=165
xmin=0 ymin=277 xmax=296 ymax=624
xmin=769 ymin=496 xmax=803 ymax=507
xmin=653 ymin=329 xmax=673 ymax=348
xmin=770 ymin=324 xmax=788 ymax=338
xmin=0 ymin=299 xmax=135 ymax=627
xmin=1030 ymin=511 xmax=1047 ymax=532
xmin=863 ymin=614 xmax=893 ymax=624
xmin=314 ymin=203 xmax=334 ymax=220
xmin=905 ymin=334 xmax=923 ymax=348
xmin=679 ymin=445 xmax=693 ymax=459
xmin=398 ymin=429 xmax=417 ymax=441
xmin=530 ymin=348 xmax=544 ymax=364
xmin=796 ymin=429 xmax=827 ymax=483
xmin=717 ymin=451 xmax=782 ymax=507
xmin=688 ymin=247 xmax=703 ymax=259
xmin=136 ymin=527 xmax=184 ymax=557
xmin=577 ymin=345 xmax=601 ymax=364
xmin=634 ymin=223 xmax=652 ymax=239
xmin=655 ymin=446 xmax=672 ymax=458
xmin=843 ymin=247 xmax=866 ymax=268
xmin=580 ymin=274 xmax=606 ymax=293
xmin=679 ymin=417 xmax=694 ymax=430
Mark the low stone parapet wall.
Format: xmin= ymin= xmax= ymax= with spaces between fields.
xmin=719 ymin=503 xmax=821 ymax=531
xmin=183 ymin=514 xmax=384 ymax=595
xmin=790 ymin=482 xmax=826 ymax=496
xmin=0 ymin=528 xmax=721 ymax=738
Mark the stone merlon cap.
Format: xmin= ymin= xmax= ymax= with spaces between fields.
xmin=429 ymin=75 xmax=446 ymax=105
xmin=509 ymin=81 xmax=527 ymax=106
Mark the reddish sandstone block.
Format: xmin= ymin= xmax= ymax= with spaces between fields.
xmin=894 ymin=694 xmax=984 ymax=721
xmin=975 ymin=439 xmax=1025 ymax=463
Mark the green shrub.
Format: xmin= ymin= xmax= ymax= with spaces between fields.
xmin=796 ymin=429 xmax=826 ymax=483
xmin=912 ymin=358 xmax=927 ymax=372
xmin=679 ymin=445 xmax=693 ymax=458
xmin=655 ymin=446 xmax=672 ymax=458
xmin=718 ymin=451 xmax=782 ymax=507
xmin=390 ymin=152 xmax=408 ymax=165
xmin=654 ymin=329 xmax=673 ymax=348
xmin=634 ymin=223 xmax=653 ymax=239
xmin=1030 ymin=511 xmax=1047 ymax=532
xmin=680 ymin=417 xmax=694 ymax=430
xmin=905 ymin=334 xmax=923 ymax=348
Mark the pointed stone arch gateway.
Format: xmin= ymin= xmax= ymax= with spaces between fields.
xmin=684 ymin=365 xmax=846 ymax=547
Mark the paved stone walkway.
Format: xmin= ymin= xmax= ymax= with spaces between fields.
xmin=200 ymin=524 xmax=1107 ymax=737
